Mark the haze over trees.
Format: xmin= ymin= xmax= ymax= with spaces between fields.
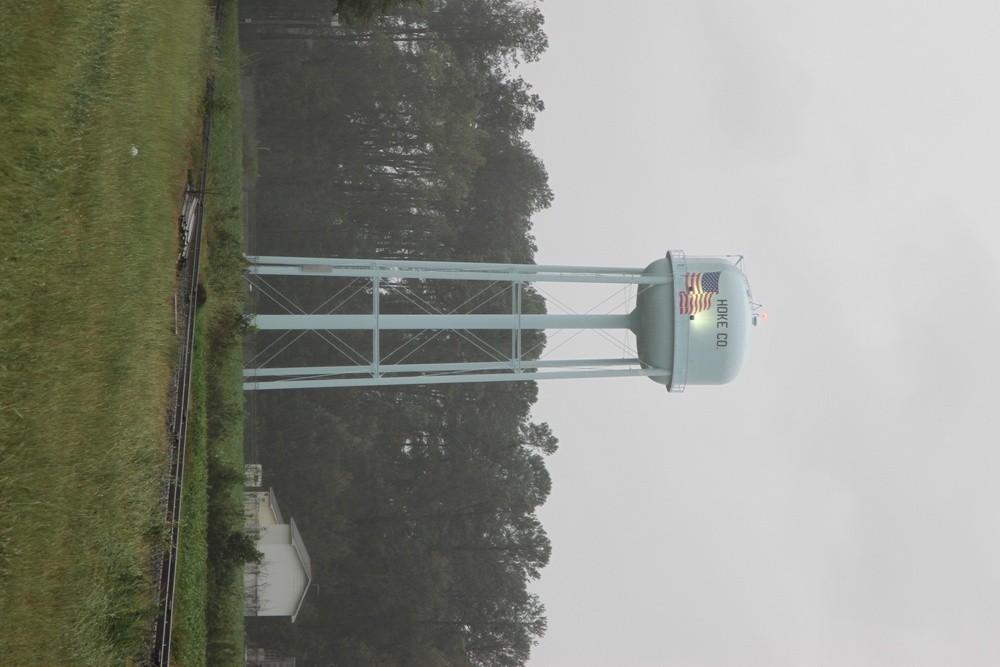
xmin=239 ymin=0 xmax=555 ymax=663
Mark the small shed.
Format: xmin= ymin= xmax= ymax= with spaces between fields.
xmin=244 ymin=489 xmax=312 ymax=622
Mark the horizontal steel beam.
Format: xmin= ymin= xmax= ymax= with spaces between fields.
xmin=248 ymin=255 xmax=651 ymax=275
xmin=244 ymin=367 xmax=670 ymax=390
xmin=245 ymin=357 xmax=645 ymax=377
xmin=251 ymin=313 xmax=633 ymax=331
xmin=248 ymin=264 xmax=669 ymax=284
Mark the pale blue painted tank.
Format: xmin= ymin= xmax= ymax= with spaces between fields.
xmin=629 ymin=250 xmax=754 ymax=392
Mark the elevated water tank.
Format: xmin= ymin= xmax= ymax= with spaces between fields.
xmin=629 ymin=250 xmax=754 ymax=392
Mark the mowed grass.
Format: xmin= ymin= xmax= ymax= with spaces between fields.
xmin=172 ymin=4 xmax=248 ymax=665
xmin=173 ymin=313 xmax=210 ymax=666
xmin=0 ymin=1 xmax=214 ymax=664
xmin=203 ymin=9 xmax=252 ymax=659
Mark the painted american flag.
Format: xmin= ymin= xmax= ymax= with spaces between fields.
xmin=678 ymin=271 xmax=721 ymax=315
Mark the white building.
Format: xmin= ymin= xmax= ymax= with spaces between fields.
xmin=244 ymin=489 xmax=312 ymax=622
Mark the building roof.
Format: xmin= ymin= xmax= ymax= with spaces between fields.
xmin=268 ymin=486 xmax=284 ymax=524
xmin=288 ymin=517 xmax=313 ymax=623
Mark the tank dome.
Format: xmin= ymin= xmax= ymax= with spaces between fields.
xmin=629 ymin=250 xmax=754 ymax=392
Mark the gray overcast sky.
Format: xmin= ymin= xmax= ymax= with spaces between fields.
xmin=518 ymin=2 xmax=1000 ymax=665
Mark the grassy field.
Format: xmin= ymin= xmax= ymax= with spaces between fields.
xmin=174 ymin=314 xmax=211 ymax=666
xmin=0 ymin=0 xmax=217 ymax=664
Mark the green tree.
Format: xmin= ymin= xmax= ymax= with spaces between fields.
xmin=241 ymin=0 xmax=556 ymax=662
xmin=338 ymin=0 xmax=424 ymax=25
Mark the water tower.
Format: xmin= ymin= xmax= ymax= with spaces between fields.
xmin=243 ymin=250 xmax=758 ymax=392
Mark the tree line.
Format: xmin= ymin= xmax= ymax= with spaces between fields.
xmin=238 ymin=0 xmax=555 ymax=664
